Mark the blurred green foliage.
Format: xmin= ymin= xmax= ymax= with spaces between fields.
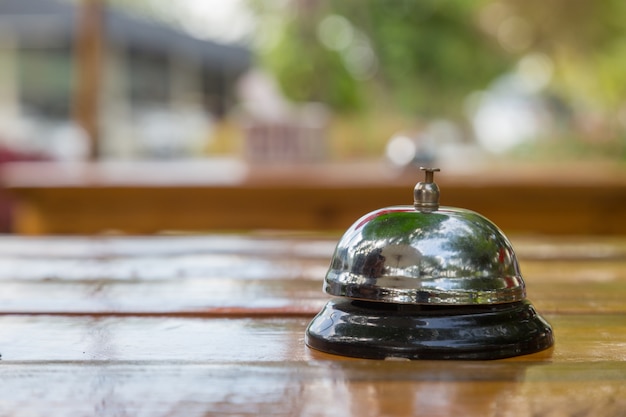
xmin=256 ymin=0 xmax=509 ymax=119
xmin=504 ymin=0 xmax=626 ymax=109
xmin=263 ymin=14 xmax=364 ymax=112
xmin=252 ymin=0 xmax=626 ymax=157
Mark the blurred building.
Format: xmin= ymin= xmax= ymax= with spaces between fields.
xmin=0 ymin=0 xmax=251 ymax=159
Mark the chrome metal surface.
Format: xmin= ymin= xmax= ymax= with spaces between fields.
xmin=414 ymin=167 xmax=441 ymax=212
xmin=324 ymin=205 xmax=525 ymax=305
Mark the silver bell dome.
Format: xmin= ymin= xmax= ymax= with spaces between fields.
xmin=324 ymin=168 xmax=525 ymax=305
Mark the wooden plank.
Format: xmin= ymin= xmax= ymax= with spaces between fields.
xmin=1 ymin=234 xmax=625 ymax=260
xmin=5 ymin=161 xmax=626 ymax=235
xmin=0 ymin=234 xmax=336 ymax=258
xmin=0 ymin=313 xmax=624 ymax=363
xmin=0 ymin=279 xmax=324 ymax=316
xmin=0 ymin=361 xmax=624 ymax=417
xmin=512 ymin=235 xmax=626 ymax=261
xmin=9 ymin=183 xmax=626 ymax=235
xmin=0 ymin=235 xmax=328 ymax=315
xmin=1 ymin=277 xmax=625 ymax=315
xmin=0 ymin=234 xmax=624 ymax=416
xmin=0 ymin=315 xmax=625 ymax=416
xmin=1 ymin=273 xmax=625 ymax=315
xmin=0 ymin=235 xmax=624 ymax=315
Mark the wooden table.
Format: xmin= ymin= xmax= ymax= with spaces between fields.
xmin=1 ymin=233 xmax=625 ymax=416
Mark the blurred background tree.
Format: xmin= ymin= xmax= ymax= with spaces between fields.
xmin=250 ymin=0 xmax=626 ymax=160
xmin=258 ymin=0 xmax=508 ymax=117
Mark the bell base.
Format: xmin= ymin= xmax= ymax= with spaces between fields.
xmin=305 ymin=299 xmax=554 ymax=360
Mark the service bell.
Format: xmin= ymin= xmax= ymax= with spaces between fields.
xmin=305 ymin=168 xmax=554 ymax=360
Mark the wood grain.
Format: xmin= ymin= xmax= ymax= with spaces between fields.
xmin=4 ymin=160 xmax=626 ymax=235
xmin=0 ymin=234 xmax=625 ymax=416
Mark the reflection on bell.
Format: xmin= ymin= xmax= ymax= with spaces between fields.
xmin=305 ymin=168 xmax=554 ymax=360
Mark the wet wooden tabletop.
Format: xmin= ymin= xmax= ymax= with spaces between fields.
xmin=1 ymin=233 xmax=626 ymax=416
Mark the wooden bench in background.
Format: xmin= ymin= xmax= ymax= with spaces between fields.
xmin=2 ymin=159 xmax=626 ymax=235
